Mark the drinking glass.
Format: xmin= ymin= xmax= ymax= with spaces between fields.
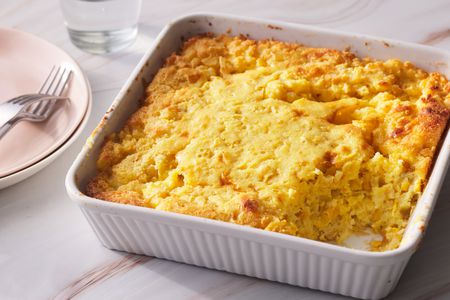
xmin=60 ymin=0 xmax=142 ymax=54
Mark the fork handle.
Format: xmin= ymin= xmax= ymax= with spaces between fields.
xmin=0 ymin=96 xmax=70 ymax=141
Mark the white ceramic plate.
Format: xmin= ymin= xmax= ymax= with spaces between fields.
xmin=0 ymin=27 xmax=90 ymax=177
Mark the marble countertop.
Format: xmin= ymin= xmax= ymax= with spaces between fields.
xmin=1 ymin=0 xmax=450 ymax=299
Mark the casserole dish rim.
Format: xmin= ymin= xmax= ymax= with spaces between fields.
xmin=66 ymin=12 xmax=450 ymax=259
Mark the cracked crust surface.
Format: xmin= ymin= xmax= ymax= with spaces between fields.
xmin=87 ymin=35 xmax=450 ymax=251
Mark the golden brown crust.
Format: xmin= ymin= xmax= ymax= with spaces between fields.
xmin=87 ymin=34 xmax=450 ymax=251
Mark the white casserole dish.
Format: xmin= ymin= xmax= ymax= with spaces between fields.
xmin=65 ymin=13 xmax=450 ymax=299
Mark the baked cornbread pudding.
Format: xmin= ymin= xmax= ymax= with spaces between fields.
xmin=87 ymin=34 xmax=450 ymax=251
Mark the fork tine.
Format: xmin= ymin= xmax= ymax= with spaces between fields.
xmin=29 ymin=66 xmax=66 ymax=115
xmin=49 ymin=67 xmax=66 ymax=96
xmin=21 ymin=95 xmax=58 ymax=105
xmin=38 ymin=65 xmax=56 ymax=94
xmin=36 ymin=67 xmax=72 ymax=116
xmin=27 ymin=66 xmax=59 ymax=114
xmin=9 ymin=66 xmax=60 ymax=105
xmin=11 ymin=94 xmax=54 ymax=106
xmin=56 ymin=69 xmax=72 ymax=96
xmin=36 ymin=98 xmax=55 ymax=116
xmin=44 ymin=66 xmax=62 ymax=95
xmin=12 ymin=95 xmax=38 ymax=104
xmin=50 ymin=67 xmax=70 ymax=96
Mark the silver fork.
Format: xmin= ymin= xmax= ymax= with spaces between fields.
xmin=22 ymin=66 xmax=73 ymax=121
xmin=0 ymin=66 xmax=72 ymax=140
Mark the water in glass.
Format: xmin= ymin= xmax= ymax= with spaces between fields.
xmin=60 ymin=0 xmax=141 ymax=54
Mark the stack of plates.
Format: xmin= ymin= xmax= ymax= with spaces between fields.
xmin=0 ymin=28 xmax=92 ymax=189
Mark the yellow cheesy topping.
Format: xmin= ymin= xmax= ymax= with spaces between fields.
xmin=87 ymin=35 xmax=450 ymax=251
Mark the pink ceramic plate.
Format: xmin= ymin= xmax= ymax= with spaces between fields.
xmin=0 ymin=27 xmax=89 ymax=178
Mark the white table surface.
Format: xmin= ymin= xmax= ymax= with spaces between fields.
xmin=1 ymin=1 xmax=450 ymax=299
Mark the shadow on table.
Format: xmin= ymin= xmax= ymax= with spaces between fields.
xmin=140 ymin=257 xmax=347 ymax=300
